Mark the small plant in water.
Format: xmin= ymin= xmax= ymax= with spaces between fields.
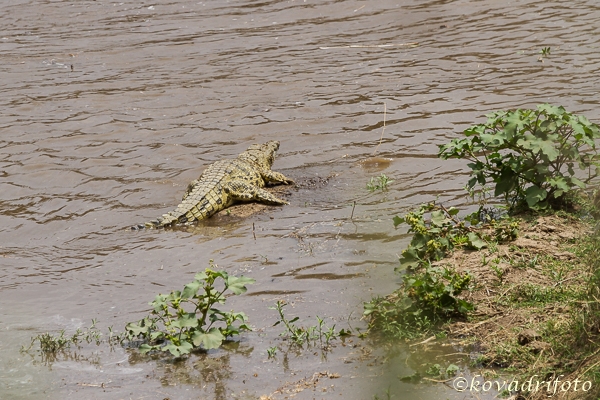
xmin=425 ymin=363 xmax=460 ymax=379
xmin=367 ymin=173 xmax=394 ymax=192
xmin=124 ymin=261 xmax=254 ymax=356
xmin=540 ymin=46 xmax=551 ymax=57
xmin=373 ymin=387 xmax=392 ymax=400
xmin=270 ymin=301 xmax=348 ymax=349
xmin=22 ymin=319 xmax=115 ymax=354
xmin=21 ymin=319 xmax=124 ymax=365
xmin=267 ymin=346 xmax=278 ymax=358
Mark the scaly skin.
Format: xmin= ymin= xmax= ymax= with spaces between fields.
xmin=133 ymin=141 xmax=293 ymax=229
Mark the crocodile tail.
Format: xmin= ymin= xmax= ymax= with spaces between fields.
xmin=143 ymin=203 xmax=194 ymax=229
xmin=131 ymin=187 xmax=222 ymax=230
xmin=130 ymin=209 xmax=189 ymax=230
xmin=153 ymin=209 xmax=190 ymax=228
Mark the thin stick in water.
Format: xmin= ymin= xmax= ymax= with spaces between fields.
xmin=372 ymin=102 xmax=387 ymax=156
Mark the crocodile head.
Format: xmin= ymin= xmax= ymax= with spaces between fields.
xmin=240 ymin=140 xmax=280 ymax=168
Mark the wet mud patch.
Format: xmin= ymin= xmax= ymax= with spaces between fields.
xmin=259 ymin=371 xmax=341 ymax=400
xmin=357 ymin=157 xmax=393 ymax=173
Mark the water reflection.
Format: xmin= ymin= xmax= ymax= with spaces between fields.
xmin=138 ymin=343 xmax=255 ymax=400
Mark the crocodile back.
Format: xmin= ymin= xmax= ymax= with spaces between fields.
xmin=237 ymin=140 xmax=279 ymax=170
xmin=135 ymin=140 xmax=287 ymax=230
xmin=149 ymin=157 xmax=266 ymax=227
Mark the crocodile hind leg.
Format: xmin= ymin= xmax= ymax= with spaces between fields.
xmin=223 ymin=180 xmax=289 ymax=205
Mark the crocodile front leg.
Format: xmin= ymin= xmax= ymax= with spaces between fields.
xmin=260 ymin=169 xmax=295 ymax=185
xmin=223 ymin=180 xmax=289 ymax=205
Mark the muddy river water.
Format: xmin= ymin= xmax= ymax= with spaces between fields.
xmin=1 ymin=0 xmax=600 ymax=399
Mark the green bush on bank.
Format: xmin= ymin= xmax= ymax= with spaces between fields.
xmin=364 ymin=202 xmax=518 ymax=339
xmin=439 ymin=104 xmax=600 ymax=210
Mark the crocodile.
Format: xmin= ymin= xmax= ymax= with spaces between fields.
xmin=133 ymin=140 xmax=293 ymax=229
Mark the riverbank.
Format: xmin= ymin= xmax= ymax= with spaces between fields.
xmin=445 ymin=211 xmax=600 ymax=399
xmin=369 ymin=207 xmax=600 ymax=399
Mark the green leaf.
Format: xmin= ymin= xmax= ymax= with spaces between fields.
xmin=399 ymin=296 xmax=413 ymax=310
xmin=505 ymin=112 xmax=525 ymax=138
xmin=438 ymin=237 xmax=450 ymax=250
xmin=398 ymin=247 xmax=421 ymax=270
xmin=151 ymin=294 xmax=168 ymax=311
xmin=338 ymin=328 xmax=351 ymax=337
xmin=164 ymin=341 xmax=193 ymax=356
xmin=411 ymin=234 xmax=429 ymax=250
xmin=400 ymin=372 xmax=422 ymax=383
xmin=430 ymin=210 xmax=446 ymax=227
xmin=229 ymin=311 xmax=249 ymax=323
xmin=125 ymin=322 xmax=145 ymax=337
xmin=481 ymin=132 xmax=504 ymax=145
xmin=525 ymin=185 xmax=547 ymax=208
xmin=494 ymin=169 xmax=517 ymax=197
xmin=570 ymin=176 xmax=585 ymax=188
xmin=226 ymin=276 xmax=256 ymax=295
xmin=125 ymin=318 xmax=154 ymax=336
xmin=439 ymin=292 xmax=457 ymax=310
xmin=192 ymin=328 xmax=225 ymax=350
xmin=457 ymin=299 xmax=474 ymax=313
xmin=467 ymin=232 xmax=486 ymax=249
xmin=531 ymin=137 xmax=560 ymax=161
xmin=393 ymin=215 xmax=404 ymax=227
xmin=171 ymin=313 xmax=198 ymax=329
xmin=182 ymin=280 xmax=201 ymax=299
xmin=547 ymin=176 xmax=569 ymax=192
xmin=170 ymin=290 xmax=182 ymax=301
xmin=194 ymin=271 xmax=208 ymax=281
xmin=446 ymin=364 xmax=460 ymax=376
xmin=467 ymin=176 xmax=478 ymax=189
xmin=139 ymin=343 xmax=155 ymax=354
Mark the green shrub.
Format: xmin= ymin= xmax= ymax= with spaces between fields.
xmin=439 ymin=104 xmax=600 ymax=210
xmin=404 ymin=263 xmax=473 ymax=316
xmin=364 ymin=264 xmax=473 ymax=339
xmin=125 ymin=263 xmax=254 ymax=357
xmin=365 ymin=202 xmax=521 ymax=339
xmin=394 ymin=202 xmax=487 ymax=270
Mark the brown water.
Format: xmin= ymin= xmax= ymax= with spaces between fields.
xmin=1 ymin=0 xmax=600 ymax=399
